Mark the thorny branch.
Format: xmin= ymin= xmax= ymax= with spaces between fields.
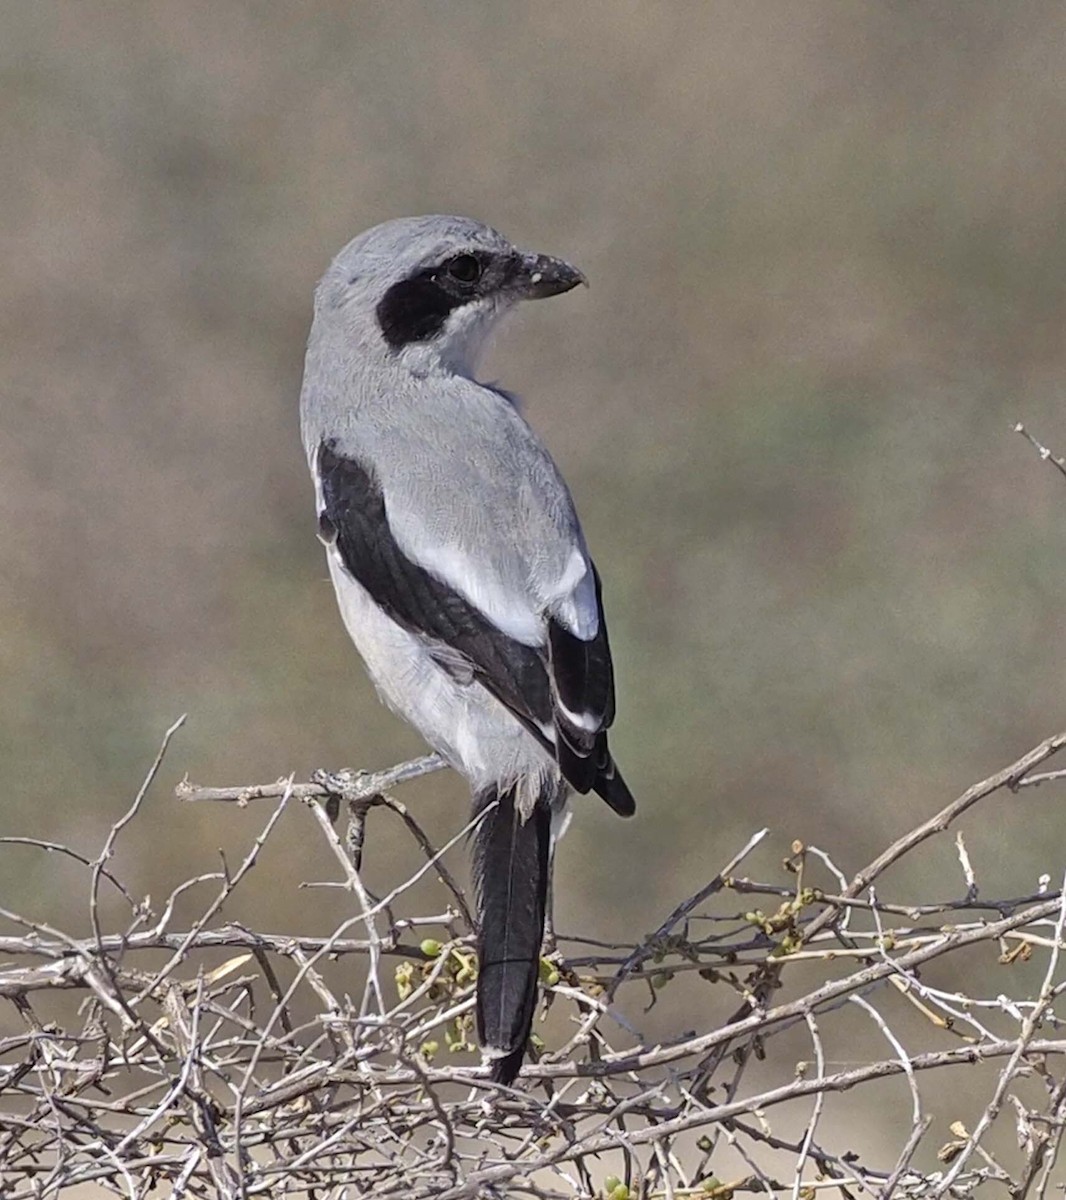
xmin=1014 ymin=421 xmax=1066 ymax=485
xmin=1 ymin=724 xmax=1066 ymax=1199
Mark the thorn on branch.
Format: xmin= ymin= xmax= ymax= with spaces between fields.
xmin=1013 ymin=421 xmax=1066 ymax=484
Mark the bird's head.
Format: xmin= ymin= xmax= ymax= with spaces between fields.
xmin=312 ymin=215 xmax=586 ymax=377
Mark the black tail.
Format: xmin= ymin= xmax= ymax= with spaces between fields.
xmin=592 ymin=752 xmax=636 ymax=817
xmin=473 ymin=783 xmax=552 ymax=1086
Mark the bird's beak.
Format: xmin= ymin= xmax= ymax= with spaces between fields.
xmin=512 ymin=252 xmax=588 ymax=300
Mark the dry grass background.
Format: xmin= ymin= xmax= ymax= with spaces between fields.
xmin=4 ymin=2 xmax=1066 ymax=1189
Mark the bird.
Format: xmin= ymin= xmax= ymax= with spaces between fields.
xmin=299 ymin=214 xmax=635 ymax=1085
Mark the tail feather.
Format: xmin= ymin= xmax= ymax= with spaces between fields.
xmin=593 ymin=753 xmax=636 ymax=817
xmin=473 ymin=783 xmax=552 ymax=1086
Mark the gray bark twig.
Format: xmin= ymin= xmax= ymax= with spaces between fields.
xmin=1 ymin=727 xmax=1065 ymax=1197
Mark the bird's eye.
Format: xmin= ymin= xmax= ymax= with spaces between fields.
xmin=446 ymin=254 xmax=482 ymax=285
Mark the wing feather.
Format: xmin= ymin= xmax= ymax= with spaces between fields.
xmin=317 ymin=438 xmax=634 ymax=815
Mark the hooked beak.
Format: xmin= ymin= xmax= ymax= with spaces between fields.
xmin=512 ymin=252 xmax=588 ymax=300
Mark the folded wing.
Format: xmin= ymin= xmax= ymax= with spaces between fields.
xmin=316 ymin=439 xmax=634 ymax=815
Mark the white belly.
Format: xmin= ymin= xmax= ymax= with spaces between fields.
xmin=326 ymin=548 xmax=556 ymax=803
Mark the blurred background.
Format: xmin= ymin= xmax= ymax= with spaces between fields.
xmin=4 ymin=0 xmax=1066 ymax=1177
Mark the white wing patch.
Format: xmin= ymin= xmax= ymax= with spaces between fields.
xmin=402 ymin=540 xmax=545 ymax=647
xmin=547 ymin=548 xmax=599 ymax=641
xmin=555 ymin=697 xmax=600 ymax=732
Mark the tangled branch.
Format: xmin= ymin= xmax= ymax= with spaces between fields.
xmin=1 ymin=721 xmax=1065 ymax=1197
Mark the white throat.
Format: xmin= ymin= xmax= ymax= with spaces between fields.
xmin=397 ymin=296 xmax=513 ymax=379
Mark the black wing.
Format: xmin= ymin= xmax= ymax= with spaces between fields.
xmin=547 ymin=565 xmax=617 ymax=792
xmin=317 ymin=439 xmax=634 ymax=815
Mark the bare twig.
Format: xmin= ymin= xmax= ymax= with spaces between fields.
xmin=799 ymin=728 xmax=1066 ymax=947
xmin=1014 ymin=421 xmax=1066 ymax=483
xmin=175 ymin=753 xmax=446 ymax=805
xmin=1 ymin=730 xmax=1065 ymax=1197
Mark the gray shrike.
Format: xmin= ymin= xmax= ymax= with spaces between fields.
xmin=299 ymin=215 xmax=635 ymax=1084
